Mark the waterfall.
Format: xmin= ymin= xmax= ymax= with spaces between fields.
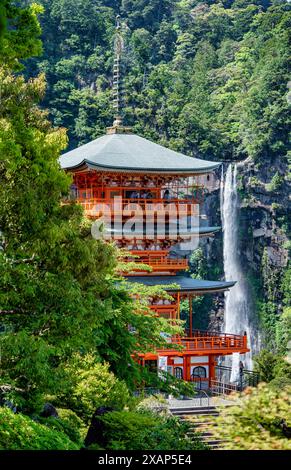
xmin=221 ymin=164 xmax=257 ymax=380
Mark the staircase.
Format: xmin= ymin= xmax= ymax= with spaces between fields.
xmin=170 ymin=405 xmax=226 ymax=450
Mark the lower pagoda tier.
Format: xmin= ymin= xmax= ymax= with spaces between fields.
xmin=137 ymin=331 xmax=249 ymax=388
xmin=125 ymin=276 xmax=236 ymax=293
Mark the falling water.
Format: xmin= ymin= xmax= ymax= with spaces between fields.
xmin=221 ymin=164 xmax=256 ymax=380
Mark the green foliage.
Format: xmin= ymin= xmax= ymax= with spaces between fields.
xmin=209 ymin=384 xmax=291 ymax=450
xmin=136 ymin=396 xmax=169 ymax=415
xmin=253 ymin=349 xmax=281 ymax=383
xmin=0 ymin=407 xmax=78 ymax=450
xmin=39 ymin=409 xmax=86 ymax=445
xmin=253 ymin=349 xmax=291 ymax=388
xmin=60 ymin=354 xmax=131 ymax=421
xmin=258 ymin=248 xmax=289 ymax=352
xmin=0 ymin=1 xmax=43 ymax=69
xmin=99 ymin=410 xmax=206 ymax=450
xmin=22 ymin=1 xmax=289 ymax=163
xmin=265 ymin=172 xmax=284 ymax=192
xmin=275 ymin=306 xmax=291 ymax=356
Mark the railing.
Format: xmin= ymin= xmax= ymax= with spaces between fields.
xmin=215 ymin=365 xmax=260 ymax=388
xmin=128 ymin=256 xmax=188 ymax=272
xmin=198 ymin=389 xmax=210 ymax=407
xmin=191 ymin=329 xmax=244 ymax=340
xmin=135 ymin=258 xmax=188 ymax=267
xmin=158 ymin=332 xmax=248 ymax=352
xmin=210 ymin=379 xmax=239 ymax=396
xmin=71 ymin=197 xmax=199 ymax=217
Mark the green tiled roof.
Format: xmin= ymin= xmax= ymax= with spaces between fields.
xmin=125 ymin=275 xmax=236 ymax=294
xmin=60 ymin=133 xmax=221 ymax=175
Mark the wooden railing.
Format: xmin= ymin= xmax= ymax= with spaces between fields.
xmin=128 ymin=256 xmax=188 ymax=272
xmin=72 ymin=198 xmax=199 ymax=217
xmin=158 ymin=332 xmax=248 ymax=352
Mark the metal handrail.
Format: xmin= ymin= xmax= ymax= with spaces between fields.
xmin=198 ymin=389 xmax=210 ymax=408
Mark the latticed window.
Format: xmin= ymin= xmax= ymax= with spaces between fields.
xmin=192 ymin=366 xmax=207 ymax=378
xmin=174 ymin=366 xmax=183 ymax=379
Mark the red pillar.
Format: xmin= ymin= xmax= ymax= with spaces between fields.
xmin=209 ymin=355 xmax=216 ymax=389
xmin=183 ymin=355 xmax=190 ymax=381
xmin=189 ymin=295 xmax=193 ymax=337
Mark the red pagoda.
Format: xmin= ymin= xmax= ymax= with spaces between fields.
xmin=59 ymin=19 xmax=249 ymax=390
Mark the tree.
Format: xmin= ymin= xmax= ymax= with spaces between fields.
xmin=0 ymin=1 xmax=183 ymax=415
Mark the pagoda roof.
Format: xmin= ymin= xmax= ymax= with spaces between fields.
xmin=60 ymin=133 xmax=221 ymax=175
xmin=125 ymin=275 xmax=235 ymax=294
xmin=105 ymin=225 xmax=220 ymax=237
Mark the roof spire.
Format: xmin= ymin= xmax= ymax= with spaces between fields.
xmin=107 ymin=15 xmax=132 ymax=135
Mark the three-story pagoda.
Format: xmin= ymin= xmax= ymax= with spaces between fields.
xmin=60 ymin=125 xmax=249 ymax=389
xmin=60 ymin=17 xmax=249 ymax=390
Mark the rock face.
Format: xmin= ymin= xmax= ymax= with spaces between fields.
xmin=201 ymin=156 xmax=290 ymax=343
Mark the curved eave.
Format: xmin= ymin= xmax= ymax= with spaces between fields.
xmin=124 ymin=276 xmax=236 ymax=294
xmin=62 ymin=159 xmax=221 ymax=176
xmin=104 ymin=226 xmax=221 ymax=237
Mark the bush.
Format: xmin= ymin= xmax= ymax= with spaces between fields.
xmin=254 ymin=349 xmax=291 ymax=387
xmin=62 ymin=354 xmax=131 ymax=421
xmin=136 ymin=396 xmax=169 ymax=415
xmin=98 ymin=410 xmax=207 ymax=450
xmin=209 ymin=384 xmax=291 ymax=450
xmin=38 ymin=408 xmax=86 ymax=445
xmin=0 ymin=407 xmax=79 ymax=450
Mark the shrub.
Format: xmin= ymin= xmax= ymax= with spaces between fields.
xmin=136 ymin=396 xmax=169 ymax=415
xmin=62 ymin=354 xmax=131 ymax=421
xmin=38 ymin=408 xmax=86 ymax=445
xmin=0 ymin=407 xmax=79 ymax=450
xmin=209 ymin=384 xmax=291 ymax=450
xmin=98 ymin=410 xmax=207 ymax=450
xmin=254 ymin=349 xmax=291 ymax=387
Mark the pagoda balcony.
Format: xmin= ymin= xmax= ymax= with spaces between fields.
xmin=157 ymin=331 xmax=248 ymax=356
xmin=72 ymin=197 xmax=199 ymax=218
xmin=127 ymin=253 xmax=188 ymax=273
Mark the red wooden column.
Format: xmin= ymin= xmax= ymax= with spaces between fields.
xmin=177 ymin=291 xmax=180 ymax=319
xmin=183 ymin=355 xmax=190 ymax=381
xmin=209 ymin=355 xmax=216 ymax=389
xmin=189 ymin=294 xmax=193 ymax=337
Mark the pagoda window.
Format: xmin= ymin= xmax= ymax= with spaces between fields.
xmin=192 ymin=366 xmax=207 ymax=378
xmin=174 ymin=367 xmax=183 ymax=380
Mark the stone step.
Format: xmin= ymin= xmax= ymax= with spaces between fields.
xmin=174 ymin=405 xmax=228 ymax=450
xmin=172 ymin=409 xmax=219 ymax=416
xmin=179 ymin=412 xmax=219 ymax=417
xmin=170 ymin=406 xmax=217 ymax=413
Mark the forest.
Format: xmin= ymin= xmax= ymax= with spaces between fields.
xmin=0 ymin=0 xmax=290 ymax=453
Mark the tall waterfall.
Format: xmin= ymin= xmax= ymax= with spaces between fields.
xmin=221 ymin=164 xmax=257 ymax=379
